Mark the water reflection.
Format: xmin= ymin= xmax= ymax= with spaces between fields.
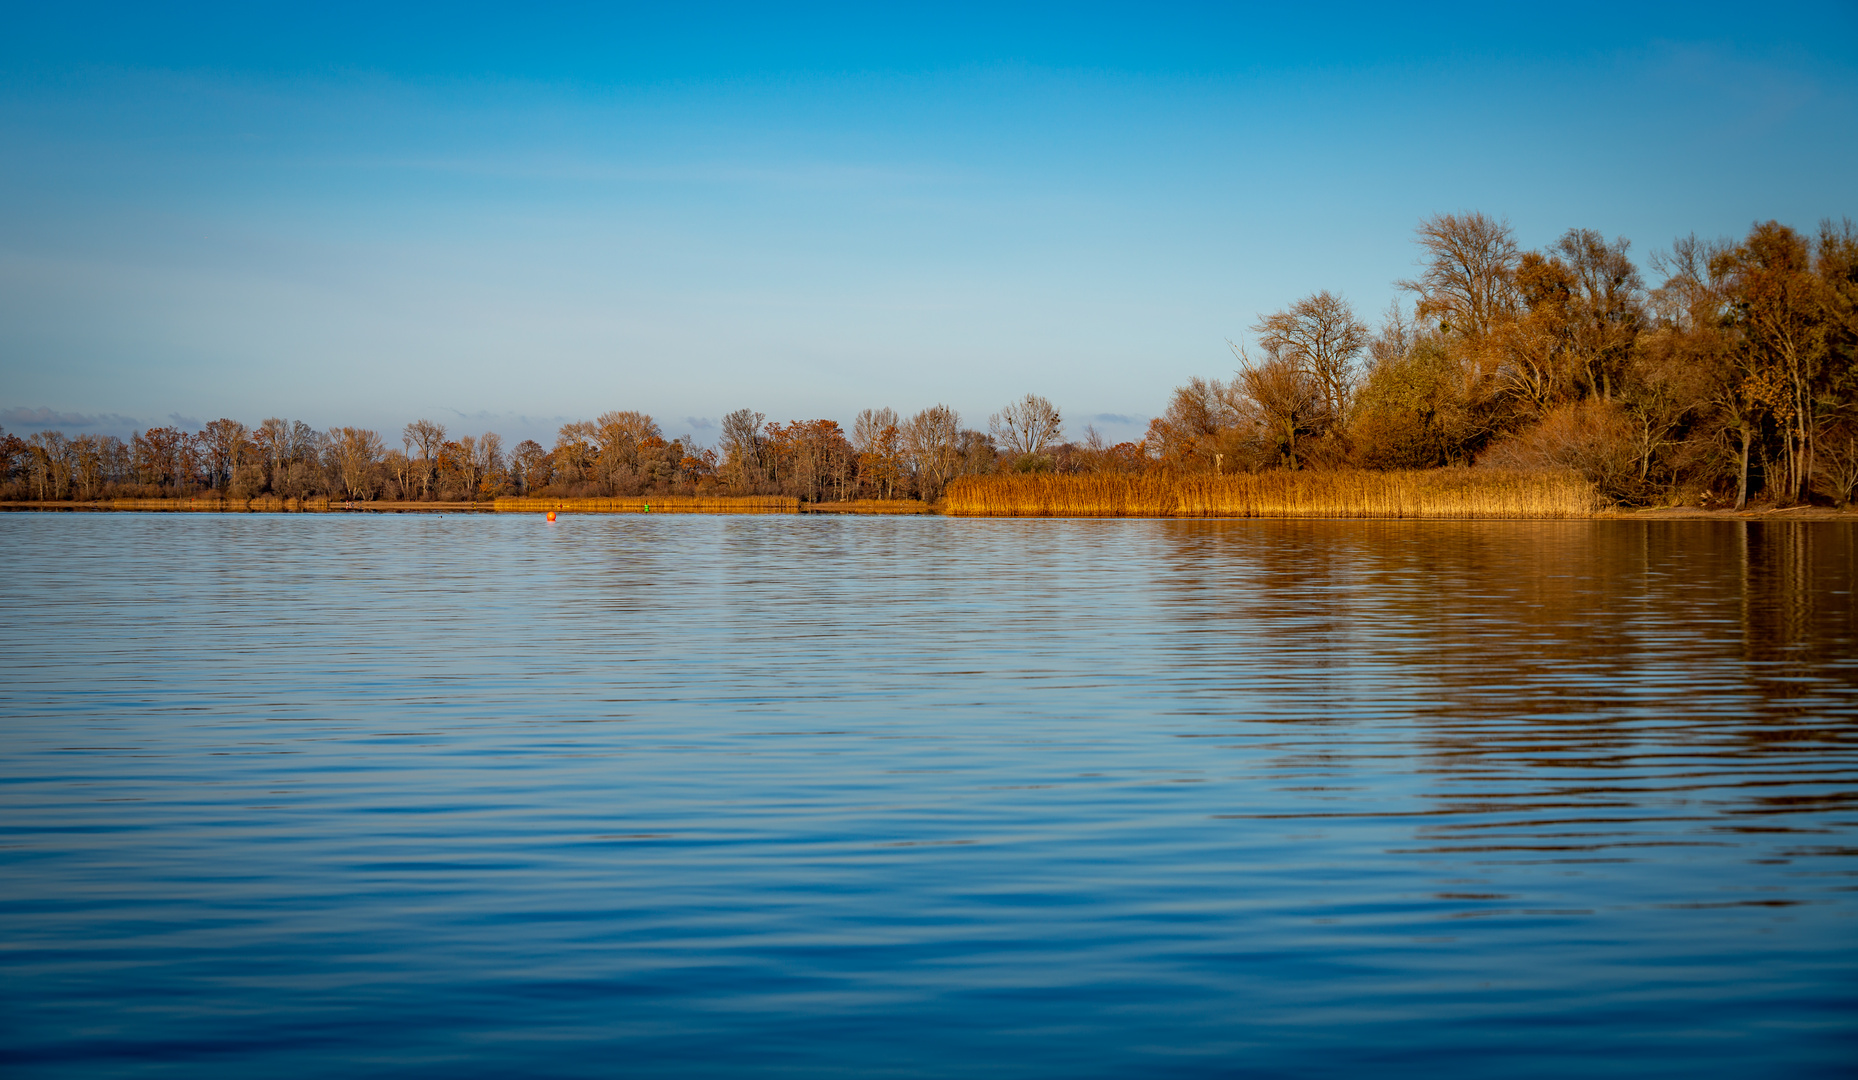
xmin=1147 ymin=520 xmax=1858 ymax=949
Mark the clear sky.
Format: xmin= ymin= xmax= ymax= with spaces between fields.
xmin=2 ymin=2 xmax=1854 ymax=448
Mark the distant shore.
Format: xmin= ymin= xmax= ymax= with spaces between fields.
xmin=4 ymin=496 xmax=1852 ymax=520
xmin=1592 ymin=506 xmax=1858 ymax=521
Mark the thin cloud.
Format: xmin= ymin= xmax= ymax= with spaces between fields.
xmin=443 ymin=408 xmax=574 ymax=428
xmin=1 ymin=406 xmax=142 ymax=431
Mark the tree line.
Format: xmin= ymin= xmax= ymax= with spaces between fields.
xmin=0 ymin=396 xmax=1077 ymax=504
xmin=1147 ymin=214 xmax=1858 ymax=508
xmin=3 ymin=214 xmax=1852 ymax=508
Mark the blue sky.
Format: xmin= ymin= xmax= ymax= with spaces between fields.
xmin=2 ymin=2 xmax=1854 ymax=448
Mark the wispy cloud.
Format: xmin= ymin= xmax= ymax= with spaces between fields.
xmin=443 ymin=408 xmax=572 ymax=426
xmin=1 ymin=406 xmax=143 ymax=431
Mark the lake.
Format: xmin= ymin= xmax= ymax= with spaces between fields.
xmin=1 ymin=513 xmax=1854 ymax=1077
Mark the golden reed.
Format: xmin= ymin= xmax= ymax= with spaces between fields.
xmin=494 ymin=495 xmax=799 ymax=514
xmin=804 ymin=499 xmax=934 ymax=514
xmin=942 ymin=469 xmax=1599 ymax=518
xmin=102 ymin=495 xmax=331 ymax=511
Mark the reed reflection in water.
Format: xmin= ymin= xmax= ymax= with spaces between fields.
xmin=0 ymin=515 xmax=1852 ymax=1078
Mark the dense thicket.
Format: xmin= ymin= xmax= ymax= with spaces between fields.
xmin=4 ymin=215 xmax=1852 ymax=507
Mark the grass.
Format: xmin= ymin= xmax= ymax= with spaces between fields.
xmin=941 ymin=469 xmax=1599 ymax=518
xmin=493 ymin=495 xmax=800 ymax=514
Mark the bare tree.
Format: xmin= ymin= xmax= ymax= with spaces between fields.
xmin=954 ymin=430 xmax=997 ymax=476
xmin=382 ymin=449 xmax=413 ymax=499
xmin=199 ymin=418 xmax=247 ymax=491
xmin=902 ymin=404 xmax=962 ymax=500
xmin=1553 ymin=228 xmax=1644 ymax=401
xmin=328 ymin=427 xmax=384 ymax=500
xmin=67 ymin=434 xmax=100 ymax=500
xmin=552 ymin=421 xmax=598 ymax=486
xmin=1232 ymin=348 xmax=1328 ymax=470
xmin=719 ymin=409 xmax=766 ymax=492
xmin=1370 ymin=301 xmax=1418 ymax=367
xmin=511 ymin=439 xmax=548 ymax=494
xmin=852 ymin=408 xmax=899 ymax=456
xmin=254 ymin=418 xmax=292 ymax=489
xmin=1400 ymin=211 xmax=1520 ymax=342
xmin=288 ymin=421 xmax=320 ymax=468
xmin=989 ymin=394 xmax=1064 ymax=458
xmin=453 ymin=435 xmax=481 ymax=495
xmin=1252 ymin=291 xmax=1370 ymax=420
xmin=594 ymin=411 xmax=661 ymax=490
xmin=403 ymin=419 xmax=447 ymax=497
xmin=476 ymin=432 xmax=504 ymax=494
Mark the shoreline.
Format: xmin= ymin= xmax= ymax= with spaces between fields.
xmin=4 ymin=499 xmax=1854 ymax=520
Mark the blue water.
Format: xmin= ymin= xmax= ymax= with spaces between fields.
xmin=2 ymin=514 xmax=1854 ymax=1077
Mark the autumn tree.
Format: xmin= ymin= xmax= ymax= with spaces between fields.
xmin=765 ymin=419 xmax=853 ymax=501
xmin=1145 ymin=376 xmax=1240 ymax=472
xmin=1814 ymin=218 xmax=1858 ymax=503
xmin=680 ymin=443 xmax=719 ymax=490
xmin=1074 ymin=426 xmax=1147 ymax=475
xmin=552 ymin=421 xmax=598 ymax=489
xmin=1713 ymin=221 xmax=1835 ymax=504
xmin=1480 ymin=398 xmax=1641 ymax=499
xmin=1497 ymin=252 xmax=1580 ymax=414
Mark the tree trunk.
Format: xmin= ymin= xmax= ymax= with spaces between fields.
xmin=1735 ymin=426 xmax=1751 ymax=511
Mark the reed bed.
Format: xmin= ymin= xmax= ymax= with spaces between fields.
xmin=942 ymin=469 xmax=1599 ymax=518
xmin=494 ymin=495 xmax=799 ymax=514
xmin=107 ymin=496 xmax=232 ymax=510
xmin=804 ymin=499 xmax=934 ymax=514
xmin=104 ymin=495 xmax=332 ymax=511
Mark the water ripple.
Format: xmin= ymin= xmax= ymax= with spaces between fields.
xmin=0 ymin=514 xmax=1854 ymax=1078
